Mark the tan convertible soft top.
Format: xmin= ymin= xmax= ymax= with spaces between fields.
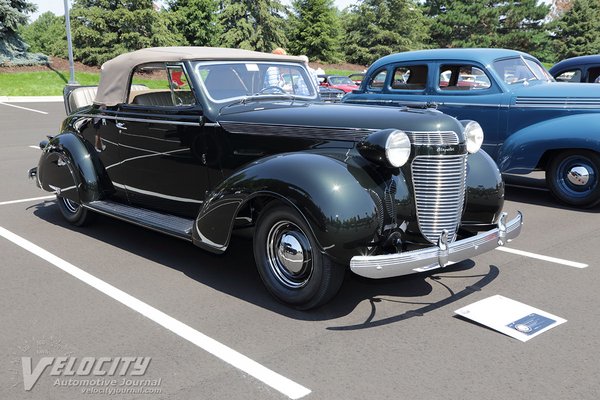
xmin=95 ymin=47 xmax=305 ymax=106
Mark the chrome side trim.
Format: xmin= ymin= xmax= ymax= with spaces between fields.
xmin=111 ymin=182 xmax=204 ymax=204
xmin=220 ymin=121 xmax=375 ymax=141
xmin=350 ymin=212 xmax=523 ymax=279
xmin=78 ymin=114 xmax=201 ymax=127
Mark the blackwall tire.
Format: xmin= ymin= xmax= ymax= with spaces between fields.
xmin=56 ymin=195 xmax=95 ymax=226
xmin=546 ymin=150 xmax=600 ymax=208
xmin=253 ymin=203 xmax=345 ymax=310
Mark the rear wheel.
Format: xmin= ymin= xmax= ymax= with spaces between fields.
xmin=253 ymin=203 xmax=345 ymax=310
xmin=57 ymin=195 xmax=95 ymax=226
xmin=546 ymin=150 xmax=600 ymax=208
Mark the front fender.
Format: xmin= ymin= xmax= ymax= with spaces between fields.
xmin=193 ymin=153 xmax=385 ymax=263
xmin=37 ymin=132 xmax=108 ymax=203
xmin=464 ymin=149 xmax=504 ymax=225
xmin=498 ymin=114 xmax=600 ymax=174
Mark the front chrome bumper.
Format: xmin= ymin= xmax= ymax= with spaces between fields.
xmin=350 ymin=212 xmax=523 ymax=279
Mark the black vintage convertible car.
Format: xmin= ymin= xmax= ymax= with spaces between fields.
xmin=30 ymin=47 xmax=522 ymax=309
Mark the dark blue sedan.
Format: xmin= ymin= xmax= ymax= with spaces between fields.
xmin=549 ymin=54 xmax=600 ymax=83
xmin=344 ymin=48 xmax=600 ymax=207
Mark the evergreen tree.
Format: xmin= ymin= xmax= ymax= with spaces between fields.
xmin=219 ymin=0 xmax=287 ymax=52
xmin=167 ymin=0 xmax=221 ymax=46
xmin=424 ymin=1 xmax=549 ymax=58
xmin=71 ymin=0 xmax=185 ymax=65
xmin=551 ymin=0 xmax=600 ymax=60
xmin=19 ymin=12 xmax=68 ymax=59
xmin=0 ymin=0 xmax=47 ymax=64
xmin=343 ymin=0 xmax=429 ymax=66
xmin=287 ymin=0 xmax=342 ymax=62
xmin=494 ymin=0 xmax=550 ymax=60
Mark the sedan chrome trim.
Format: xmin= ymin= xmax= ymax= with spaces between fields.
xmin=350 ymin=212 xmax=523 ymax=279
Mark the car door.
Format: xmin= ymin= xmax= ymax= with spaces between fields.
xmin=425 ymin=62 xmax=507 ymax=160
xmin=114 ymin=63 xmax=210 ymax=218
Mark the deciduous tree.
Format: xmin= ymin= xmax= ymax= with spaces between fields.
xmin=19 ymin=11 xmax=68 ymax=59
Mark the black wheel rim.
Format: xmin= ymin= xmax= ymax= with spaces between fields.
xmin=554 ymin=155 xmax=598 ymax=199
xmin=265 ymin=220 xmax=313 ymax=289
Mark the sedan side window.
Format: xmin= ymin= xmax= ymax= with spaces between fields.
xmin=367 ymin=69 xmax=387 ymax=91
xmin=391 ymin=65 xmax=428 ymax=90
xmin=439 ymin=65 xmax=491 ymax=91
xmin=128 ymin=63 xmax=196 ymax=107
xmin=555 ymin=69 xmax=582 ymax=83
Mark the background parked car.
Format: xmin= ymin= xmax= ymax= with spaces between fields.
xmin=318 ymin=86 xmax=345 ymax=102
xmin=549 ymin=54 xmax=600 ymax=83
xmin=344 ymin=48 xmax=600 ymax=208
xmin=318 ymin=74 xmax=359 ymax=93
xmin=348 ymin=73 xmax=365 ymax=85
xmin=32 ymin=47 xmax=521 ymax=309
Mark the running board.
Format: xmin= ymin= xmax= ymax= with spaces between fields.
xmin=86 ymin=200 xmax=194 ymax=241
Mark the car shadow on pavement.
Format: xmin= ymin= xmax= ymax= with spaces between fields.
xmin=31 ymin=201 xmax=499 ymax=323
xmin=505 ymin=185 xmax=600 ymax=212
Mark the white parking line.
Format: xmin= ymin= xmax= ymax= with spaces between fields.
xmin=496 ymin=247 xmax=588 ymax=268
xmin=0 ymin=227 xmax=311 ymax=400
xmin=0 ymin=102 xmax=48 ymax=114
xmin=29 ymin=145 xmax=41 ymax=149
xmin=0 ymin=195 xmax=55 ymax=206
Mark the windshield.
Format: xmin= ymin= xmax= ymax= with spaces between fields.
xmin=492 ymin=56 xmax=553 ymax=85
xmin=192 ymin=61 xmax=318 ymax=102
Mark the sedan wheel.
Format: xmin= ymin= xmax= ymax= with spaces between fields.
xmin=547 ymin=150 xmax=600 ymax=208
xmin=57 ymin=195 xmax=95 ymax=226
xmin=254 ymin=202 xmax=345 ymax=310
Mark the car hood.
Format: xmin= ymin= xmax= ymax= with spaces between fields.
xmin=510 ymin=81 xmax=600 ymax=108
xmin=217 ymin=101 xmax=464 ymax=140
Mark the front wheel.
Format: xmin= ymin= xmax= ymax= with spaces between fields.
xmin=546 ymin=150 xmax=600 ymax=208
xmin=253 ymin=203 xmax=345 ymax=310
xmin=57 ymin=195 xmax=95 ymax=226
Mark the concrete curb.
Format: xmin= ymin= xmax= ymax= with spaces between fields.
xmin=0 ymin=96 xmax=63 ymax=103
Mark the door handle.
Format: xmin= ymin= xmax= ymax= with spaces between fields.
xmin=116 ymin=122 xmax=127 ymax=130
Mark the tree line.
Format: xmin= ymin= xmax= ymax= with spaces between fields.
xmin=14 ymin=0 xmax=600 ymax=67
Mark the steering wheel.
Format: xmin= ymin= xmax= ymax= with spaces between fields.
xmin=258 ymin=86 xmax=287 ymax=94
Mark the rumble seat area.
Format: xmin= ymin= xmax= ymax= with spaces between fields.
xmin=66 ymin=84 xmax=149 ymax=113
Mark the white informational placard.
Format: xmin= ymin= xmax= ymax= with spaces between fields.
xmin=455 ymin=295 xmax=567 ymax=342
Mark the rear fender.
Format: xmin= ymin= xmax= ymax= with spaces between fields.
xmin=498 ymin=114 xmax=600 ymax=174
xmin=37 ymin=131 xmax=107 ymax=204
xmin=193 ymin=153 xmax=385 ymax=263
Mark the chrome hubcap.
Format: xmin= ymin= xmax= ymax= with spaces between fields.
xmin=556 ymin=155 xmax=597 ymax=197
xmin=566 ymin=166 xmax=590 ymax=186
xmin=266 ymin=221 xmax=313 ymax=289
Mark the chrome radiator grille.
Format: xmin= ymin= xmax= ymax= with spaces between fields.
xmin=411 ymin=154 xmax=467 ymax=244
xmin=408 ymin=131 xmax=459 ymax=145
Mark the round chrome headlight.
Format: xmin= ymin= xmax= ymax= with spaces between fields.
xmin=463 ymin=121 xmax=484 ymax=154
xmin=385 ymin=130 xmax=411 ymax=167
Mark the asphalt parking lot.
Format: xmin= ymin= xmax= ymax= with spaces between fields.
xmin=1 ymin=100 xmax=599 ymax=400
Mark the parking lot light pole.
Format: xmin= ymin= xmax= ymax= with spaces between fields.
xmin=64 ymin=0 xmax=78 ymax=85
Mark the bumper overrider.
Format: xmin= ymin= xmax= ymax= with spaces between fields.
xmin=350 ymin=212 xmax=523 ymax=279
